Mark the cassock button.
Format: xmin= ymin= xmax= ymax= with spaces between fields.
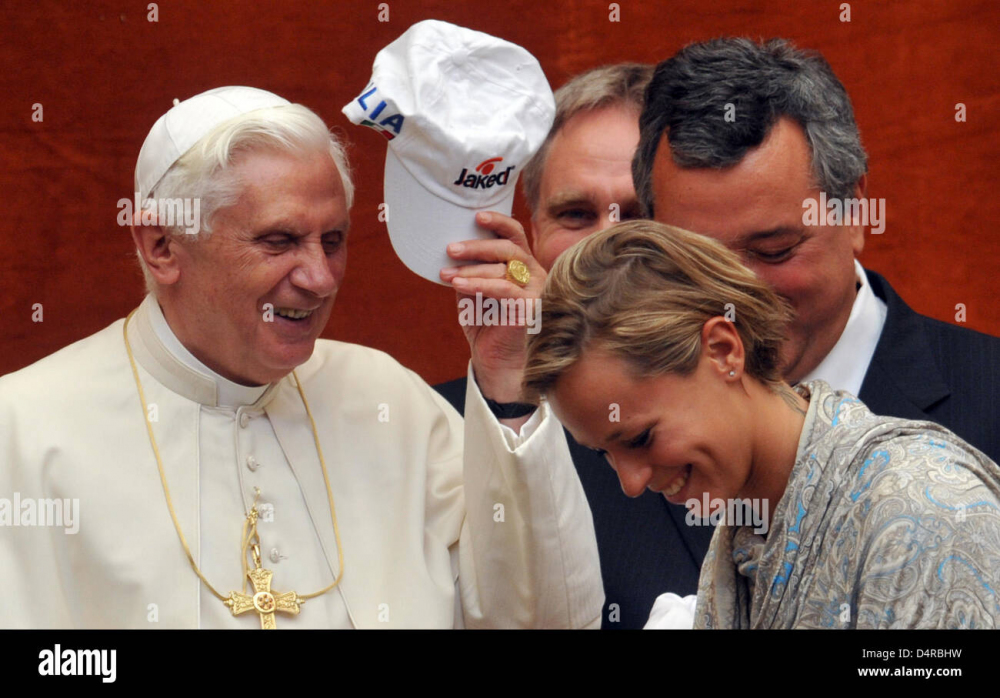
xmin=247 ymin=455 xmax=260 ymax=471
xmin=239 ymin=412 xmax=250 ymax=428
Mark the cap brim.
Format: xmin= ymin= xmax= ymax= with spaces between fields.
xmin=383 ymin=147 xmax=515 ymax=286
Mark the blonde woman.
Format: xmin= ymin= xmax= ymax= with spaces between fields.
xmin=524 ymin=220 xmax=1000 ymax=629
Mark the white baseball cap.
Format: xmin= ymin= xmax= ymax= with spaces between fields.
xmin=135 ymin=86 xmax=290 ymax=202
xmin=343 ymin=20 xmax=555 ymax=285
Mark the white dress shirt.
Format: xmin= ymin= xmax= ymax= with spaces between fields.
xmin=798 ymin=259 xmax=888 ymax=395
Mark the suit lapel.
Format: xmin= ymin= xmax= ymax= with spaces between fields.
xmin=859 ymin=269 xmax=950 ymax=419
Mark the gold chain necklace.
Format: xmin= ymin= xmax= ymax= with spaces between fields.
xmin=123 ymin=309 xmax=344 ymax=628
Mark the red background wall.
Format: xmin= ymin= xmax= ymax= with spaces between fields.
xmin=1 ymin=0 xmax=997 ymax=383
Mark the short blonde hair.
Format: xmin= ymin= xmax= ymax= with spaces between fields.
xmin=521 ymin=63 xmax=653 ymax=214
xmin=523 ymin=220 xmax=791 ymax=400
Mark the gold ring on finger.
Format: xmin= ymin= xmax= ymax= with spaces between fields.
xmin=505 ymin=259 xmax=530 ymax=287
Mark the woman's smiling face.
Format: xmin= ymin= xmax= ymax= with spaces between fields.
xmin=548 ymin=334 xmax=758 ymax=516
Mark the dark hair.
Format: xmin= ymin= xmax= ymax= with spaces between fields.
xmin=633 ymin=37 xmax=868 ymax=217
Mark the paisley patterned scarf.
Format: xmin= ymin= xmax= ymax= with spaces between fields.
xmin=695 ymin=380 xmax=1000 ymax=629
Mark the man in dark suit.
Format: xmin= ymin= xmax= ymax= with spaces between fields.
xmin=633 ymin=37 xmax=999 ymax=463
xmin=436 ymin=63 xmax=715 ymax=629
xmin=860 ymin=270 xmax=999 ymax=460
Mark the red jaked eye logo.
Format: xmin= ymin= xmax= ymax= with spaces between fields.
xmin=475 ymin=157 xmax=504 ymax=175
xmin=454 ymin=157 xmax=515 ymax=190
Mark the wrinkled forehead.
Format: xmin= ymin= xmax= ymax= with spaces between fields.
xmin=552 ymin=105 xmax=641 ymax=163
xmin=542 ymin=108 xmax=640 ymax=188
xmin=651 ymin=121 xmax=816 ymax=240
xmin=655 ymin=117 xmax=816 ymax=199
xmin=209 ymin=149 xmax=350 ymax=230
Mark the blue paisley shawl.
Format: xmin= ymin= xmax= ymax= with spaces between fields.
xmin=694 ymin=380 xmax=1000 ymax=629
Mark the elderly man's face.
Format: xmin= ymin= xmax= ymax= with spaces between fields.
xmin=164 ymin=148 xmax=349 ymax=385
xmin=650 ymin=117 xmax=864 ymax=383
xmin=530 ymin=105 xmax=642 ymax=271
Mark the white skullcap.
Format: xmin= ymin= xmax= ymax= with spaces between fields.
xmin=135 ymin=86 xmax=290 ymax=201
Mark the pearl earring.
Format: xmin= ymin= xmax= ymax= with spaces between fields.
xmin=728 ymin=369 xmax=736 ymax=377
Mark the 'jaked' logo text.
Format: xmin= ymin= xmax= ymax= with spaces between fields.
xmin=453 ymin=157 xmax=515 ymax=190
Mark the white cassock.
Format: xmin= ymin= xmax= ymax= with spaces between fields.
xmin=0 ymin=296 xmax=603 ymax=629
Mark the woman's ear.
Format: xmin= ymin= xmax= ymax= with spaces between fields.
xmin=701 ymin=316 xmax=745 ymax=380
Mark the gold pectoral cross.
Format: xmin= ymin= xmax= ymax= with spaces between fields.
xmin=225 ymin=544 xmax=303 ymax=629
xmin=225 ymin=495 xmax=303 ymax=629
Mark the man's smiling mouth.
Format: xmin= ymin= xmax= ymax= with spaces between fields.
xmin=274 ymin=307 xmax=316 ymax=321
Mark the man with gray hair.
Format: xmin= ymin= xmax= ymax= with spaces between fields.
xmin=0 ymin=86 xmax=603 ymax=629
xmin=436 ymin=63 xmax=714 ymax=629
xmin=634 ymin=38 xmax=999 ymax=462
xmin=520 ymin=62 xmax=650 ymax=270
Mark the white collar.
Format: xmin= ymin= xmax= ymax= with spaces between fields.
xmin=797 ymin=259 xmax=887 ymax=396
xmin=139 ymin=295 xmax=271 ymax=408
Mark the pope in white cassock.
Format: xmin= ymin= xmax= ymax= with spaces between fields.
xmin=0 ymin=87 xmax=604 ymax=629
